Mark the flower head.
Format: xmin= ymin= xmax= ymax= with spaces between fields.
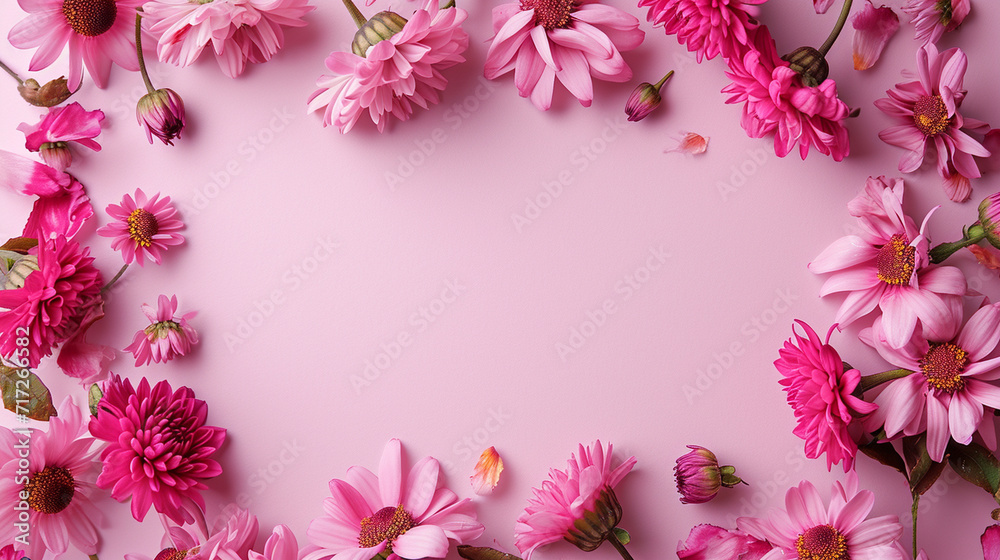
xmin=125 ymin=294 xmax=198 ymax=366
xmin=97 ymin=188 xmax=185 ymax=266
xmin=470 ymin=446 xmax=504 ymax=495
xmin=625 ymin=71 xmax=673 ymax=122
xmin=677 ymin=525 xmax=772 ymax=560
xmin=851 ymin=1 xmax=899 ymax=71
xmin=137 ymin=89 xmax=186 ymax=145
xmin=17 ymin=102 xmax=105 ymax=171
xmin=980 ymin=191 xmax=1000 ymax=250
xmin=902 ymin=0 xmax=970 ymax=45
xmin=514 ymin=440 xmax=635 ymax=559
xmin=674 ymin=445 xmax=744 ymax=503
xmin=638 ymin=0 xmax=764 ymax=62
xmin=89 ymin=374 xmax=226 ymax=524
xmin=304 ymin=438 xmax=484 ymax=560
xmin=484 ymin=0 xmax=644 ymax=111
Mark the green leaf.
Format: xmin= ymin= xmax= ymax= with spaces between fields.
xmin=0 ymin=237 xmax=38 ymax=254
xmin=456 ymin=546 xmax=522 ymax=560
xmin=902 ymin=435 xmax=946 ymax=495
xmin=0 ymin=365 xmax=57 ymax=421
xmin=613 ymin=527 xmax=631 ymax=545
xmin=89 ymin=383 xmax=103 ymax=417
xmin=947 ymin=441 xmax=1000 ymax=503
xmin=858 ymin=438 xmax=906 ymax=477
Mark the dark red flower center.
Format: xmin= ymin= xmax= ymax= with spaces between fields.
xmin=921 ymin=342 xmax=968 ymax=393
xmin=912 ymin=94 xmax=950 ymax=137
xmin=62 ymin=0 xmax=117 ymax=37
xmin=25 ymin=466 xmax=75 ymax=514
xmin=520 ymin=0 xmax=576 ymax=30
xmin=127 ymin=208 xmax=159 ymax=248
xmin=795 ymin=525 xmax=849 ymax=560
xmin=876 ymin=233 xmax=916 ymax=285
xmin=358 ymin=505 xmax=414 ymax=548
xmin=154 ymin=548 xmax=189 ymax=560
xmin=936 ymin=0 xmax=954 ymax=25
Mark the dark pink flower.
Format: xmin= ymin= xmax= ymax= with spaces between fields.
xmin=97 ymin=188 xmax=185 ymax=266
xmin=136 ymin=89 xmax=186 ymax=145
xmin=0 ymin=546 xmax=25 ymax=560
xmin=17 ymin=102 xmax=105 ymax=171
xmin=638 ymin=0 xmax=764 ymax=62
xmin=674 ymin=446 xmax=744 ymax=503
xmin=124 ymin=294 xmax=198 ymax=366
xmin=902 ymin=0 xmax=969 ymax=45
xmin=677 ymin=524 xmax=772 ymax=560
xmin=0 ymin=149 xmax=94 ymax=240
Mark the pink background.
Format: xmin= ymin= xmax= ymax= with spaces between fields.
xmin=3 ymin=0 xmax=1000 ymax=558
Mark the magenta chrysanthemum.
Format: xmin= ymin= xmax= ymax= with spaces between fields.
xmin=304 ymin=438 xmax=484 ymax=560
xmin=17 ymin=102 xmax=105 ymax=171
xmin=97 ymin=188 xmax=185 ymax=266
xmin=902 ymin=0 xmax=969 ymax=45
xmin=638 ymin=0 xmax=764 ymax=62
xmin=124 ymin=294 xmax=198 ymax=366
xmin=484 ymin=0 xmax=644 ymax=111
xmin=89 ymin=374 xmax=226 ymax=525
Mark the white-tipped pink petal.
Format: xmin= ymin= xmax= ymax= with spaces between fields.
xmin=470 ymin=447 xmax=504 ymax=495
xmin=851 ymin=1 xmax=899 ymax=71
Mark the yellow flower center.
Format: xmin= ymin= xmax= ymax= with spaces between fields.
xmin=25 ymin=466 xmax=75 ymax=514
xmin=912 ymin=95 xmax=950 ymax=137
xmin=62 ymin=0 xmax=117 ymax=36
xmin=795 ymin=525 xmax=850 ymax=560
xmin=521 ymin=0 xmax=576 ymax=30
xmin=876 ymin=234 xmax=916 ymax=285
xmin=127 ymin=208 xmax=159 ymax=248
xmin=920 ymin=342 xmax=968 ymax=394
xmin=358 ymin=505 xmax=414 ymax=548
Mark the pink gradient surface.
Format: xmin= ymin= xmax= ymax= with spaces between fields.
xmin=2 ymin=0 xmax=1000 ymax=559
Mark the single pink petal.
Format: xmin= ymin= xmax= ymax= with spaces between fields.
xmin=470 ymin=446 xmax=504 ymax=496
xmin=851 ymin=1 xmax=899 ymax=71
xmin=379 ymin=438 xmax=403 ymax=506
xmin=957 ymin=303 xmax=1000 ymax=361
xmin=983 ymin=524 xmax=1000 ymax=560
xmin=809 ymin=236 xmax=878 ymax=273
xmin=925 ymin=394 xmax=950 ymax=461
xmin=404 ymin=456 xmax=440 ymax=519
xmin=391 ymin=525 xmax=450 ymax=558
xmin=814 ymin=0 xmax=836 ymax=13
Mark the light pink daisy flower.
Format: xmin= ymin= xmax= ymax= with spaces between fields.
xmin=677 ymin=524 xmax=773 ymax=560
xmin=308 ymin=0 xmax=469 ymax=133
xmin=737 ymin=476 xmax=904 ymax=560
xmin=861 ymin=302 xmax=1000 ymax=462
xmin=7 ymin=0 xmax=142 ymax=89
xmin=809 ymin=176 xmax=967 ymax=349
xmin=775 ymin=321 xmax=877 ymax=472
xmin=514 ymin=440 xmax=635 ymax=559
xmin=638 ymin=0 xmax=764 ymax=62
xmin=125 ymin=294 xmax=198 ymax=366
xmin=97 ymin=188 xmax=185 ymax=266
xmin=875 ymin=43 xmax=991 ymax=202
xmin=304 ymin=438 xmax=484 ymax=560
xmin=722 ymin=26 xmax=851 ymax=161
xmin=16 ymin=102 xmax=105 ymax=171
xmin=902 ymin=0 xmax=969 ymax=45
xmin=484 ymin=0 xmax=644 ymax=111
xmin=0 ymin=397 xmax=103 ymax=560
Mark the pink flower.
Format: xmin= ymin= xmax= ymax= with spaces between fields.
xmin=776 ymin=321 xmax=877 ymax=471
xmin=137 ymin=88 xmax=186 ymax=145
xmin=251 ymin=525 xmax=299 ymax=560
xmin=127 ymin=506 xmax=259 ymax=560
xmin=675 ymin=445 xmax=743 ymax=503
xmin=722 ymin=26 xmax=851 ymax=161
xmin=875 ymin=43 xmax=991 ymax=202
xmin=861 ymin=302 xmax=1000 ymax=462
xmin=307 ymin=0 xmax=469 ymax=132
xmin=0 ymin=546 xmax=26 ymax=560
xmin=125 ymin=294 xmax=198 ymax=366
xmin=514 ymin=440 xmax=635 ymax=559
xmin=677 ymin=525 xmax=772 ymax=560
xmin=638 ymin=0 xmax=764 ymax=62
xmin=0 ymin=149 xmax=94 ymax=240
xmin=0 ymin=398 xmax=103 ymax=560
xmin=851 ymin=1 xmax=899 ymax=71
xmin=809 ymin=176 xmax=967 ymax=348
xmin=304 ymin=438 xmax=484 ymax=560
xmin=470 ymin=446 xmax=504 ymax=495
xmin=89 ymin=374 xmax=227 ymax=525
xmin=7 ymin=0 xmax=142 ymax=88
xmin=484 ymin=1 xmax=644 ymax=111
xmin=16 ymin=102 xmax=105 ymax=171
xmin=902 ymin=0 xmax=969 ymax=45
xmin=984 ymin=524 xmax=1000 ymax=560
xmin=737 ymin=476 xmax=904 ymax=560
xmin=97 ymin=188 xmax=185 ymax=266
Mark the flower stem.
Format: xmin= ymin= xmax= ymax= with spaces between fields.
xmin=0 ymin=59 xmax=24 ymax=85
xmin=818 ymin=0 xmax=854 ymax=56
xmin=929 ymin=225 xmax=987 ymax=263
xmin=135 ymin=12 xmax=155 ymax=94
xmin=607 ymin=533 xmax=634 ymax=560
xmin=101 ymin=264 xmax=129 ymax=294
xmin=859 ymin=368 xmax=913 ymax=393
xmin=911 ymin=493 xmax=919 ymax=559
xmin=342 ymin=0 xmax=368 ymax=29
xmin=653 ymin=70 xmax=675 ymax=91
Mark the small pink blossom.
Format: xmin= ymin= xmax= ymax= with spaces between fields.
xmin=97 ymin=188 xmax=185 ymax=266
xmin=677 ymin=525 xmax=772 ymax=560
xmin=852 ymin=1 xmax=899 ymax=71
xmin=125 ymin=294 xmax=198 ymax=366
xmin=17 ymin=102 xmax=105 ymax=171
xmin=902 ymin=0 xmax=969 ymax=45
xmin=639 ymin=0 xmax=764 ymax=62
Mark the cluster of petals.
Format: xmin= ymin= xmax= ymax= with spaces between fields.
xmin=125 ymin=294 xmax=199 ymax=366
xmin=902 ymin=0 xmax=969 ymax=45
xmin=638 ymin=0 xmax=764 ymax=62
xmin=17 ymin=102 xmax=105 ymax=171
xmin=0 ymin=148 xmax=94 ymax=241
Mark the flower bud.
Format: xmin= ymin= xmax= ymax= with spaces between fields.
xmin=39 ymin=141 xmax=72 ymax=171
xmin=18 ymin=77 xmax=74 ymax=107
xmin=674 ymin=445 xmax=744 ymax=504
xmin=137 ymin=88 xmax=186 ymax=145
xmin=624 ymin=70 xmax=673 ymax=122
xmin=352 ymin=11 xmax=408 ymax=57
xmin=979 ymin=191 xmax=1000 ymax=249
xmin=782 ymin=46 xmax=829 ymax=87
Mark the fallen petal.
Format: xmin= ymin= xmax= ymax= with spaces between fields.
xmin=470 ymin=446 xmax=504 ymax=495
xmin=665 ymin=132 xmax=709 ymax=155
xmin=852 ymin=1 xmax=900 ymax=71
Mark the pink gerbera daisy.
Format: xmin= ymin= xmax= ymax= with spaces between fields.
xmin=16 ymin=102 xmax=105 ymax=172
xmin=638 ymin=0 xmax=764 ymax=62
xmin=7 ymin=0 xmax=142 ymax=89
xmin=902 ymin=0 xmax=969 ymax=45
xmin=97 ymin=188 xmax=185 ymax=266
xmin=875 ymin=43 xmax=991 ymax=202
xmin=514 ymin=440 xmax=636 ymax=559
xmin=304 ymin=438 xmax=484 ymax=560
xmin=484 ymin=0 xmax=644 ymax=111
xmin=125 ymin=294 xmax=198 ymax=366
xmin=0 ymin=398 xmax=103 ymax=560
xmin=809 ymin=176 xmax=967 ymax=349
xmin=861 ymin=302 xmax=1000 ymax=462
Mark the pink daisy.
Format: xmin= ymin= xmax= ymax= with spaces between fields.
xmin=514 ymin=440 xmax=636 ymax=559
xmin=861 ymin=302 xmax=1000 ymax=462
xmin=809 ymin=176 xmax=967 ymax=349
xmin=0 ymin=397 xmax=103 ymax=560
xmin=307 ymin=0 xmax=469 ymax=132
xmin=902 ymin=0 xmax=969 ymax=45
xmin=7 ymin=0 xmax=142 ymax=89
xmin=722 ymin=25 xmax=851 ymax=161
xmin=17 ymin=102 xmax=105 ymax=172
xmin=89 ymin=374 xmax=227 ymax=525
xmin=304 ymin=438 xmax=484 ymax=560
xmin=484 ymin=0 xmax=644 ymax=111
xmin=97 ymin=188 xmax=185 ymax=266
xmin=125 ymin=294 xmax=198 ymax=366
xmin=875 ymin=43 xmax=991 ymax=202
xmin=638 ymin=0 xmax=764 ymax=62
xmin=775 ymin=321 xmax=877 ymax=472
xmin=126 ymin=507 xmax=259 ymax=560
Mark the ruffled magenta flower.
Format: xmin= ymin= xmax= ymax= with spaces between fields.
xmin=0 ymin=398 xmax=103 ymax=560
xmin=677 ymin=525 xmax=772 ymax=560
xmin=722 ymin=26 xmax=851 ymax=161
xmin=776 ymin=321 xmax=877 ymax=471
xmin=984 ymin=524 xmax=1000 ymax=560
xmin=16 ymin=102 xmax=105 ymax=171
xmin=97 ymin=188 xmax=185 ymax=266
xmin=875 ymin=43 xmax=991 ymax=202
xmin=304 ymin=438 xmax=484 ymax=560
xmin=902 ymin=0 xmax=969 ymax=45
xmin=308 ymin=0 xmax=468 ymax=133
xmin=0 ymin=546 xmax=25 ymax=560
xmin=638 ymin=0 xmax=764 ymax=62
xmin=861 ymin=302 xmax=1000 ymax=462
xmin=484 ymin=1 xmax=644 ymax=111
xmin=809 ymin=176 xmax=967 ymax=349
xmin=737 ymin=476 xmax=904 ymax=560
xmin=7 ymin=0 xmax=142 ymax=88
xmin=514 ymin=440 xmax=635 ymax=559
xmin=137 ymin=88 xmax=186 ymax=145
xmin=674 ymin=445 xmax=744 ymax=503
xmin=89 ymin=374 xmax=226 ymax=525
xmin=124 ymin=294 xmax=198 ymax=366
xmin=851 ymin=1 xmax=899 ymax=71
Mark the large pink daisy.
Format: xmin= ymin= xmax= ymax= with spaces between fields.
xmin=638 ymin=0 xmax=764 ymax=62
xmin=484 ymin=0 xmax=644 ymax=111
xmin=97 ymin=188 xmax=185 ymax=266
xmin=8 ymin=0 xmax=142 ymax=88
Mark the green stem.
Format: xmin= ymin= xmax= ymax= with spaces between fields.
xmin=818 ymin=0 xmax=854 ymax=56
xmin=135 ymin=13 xmax=156 ymax=93
xmin=607 ymin=534 xmax=634 ymax=560
xmin=859 ymin=368 xmax=913 ymax=393
xmin=342 ymin=0 xmax=368 ymax=29
xmin=101 ymin=264 xmax=129 ymax=294
xmin=929 ymin=225 xmax=987 ymax=263
xmin=0 ymin=59 xmax=23 ymax=85
xmin=653 ymin=70 xmax=675 ymax=91
xmin=911 ymin=493 xmax=919 ymax=559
